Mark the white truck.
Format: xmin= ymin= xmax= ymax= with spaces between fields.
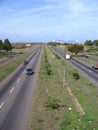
xmin=66 ymin=54 xmax=71 ymax=60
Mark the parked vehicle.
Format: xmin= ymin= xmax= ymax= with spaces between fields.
xmin=80 ymin=54 xmax=89 ymax=58
xmin=26 ymin=68 xmax=33 ymax=75
xmin=84 ymin=55 xmax=89 ymax=58
xmin=92 ymin=64 xmax=98 ymax=69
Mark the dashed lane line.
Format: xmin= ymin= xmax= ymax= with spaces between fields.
xmin=10 ymin=87 xmax=15 ymax=94
xmin=0 ymin=102 xmax=4 ymax=109
xmin=17 ymin=78 xmax=20 ymax=83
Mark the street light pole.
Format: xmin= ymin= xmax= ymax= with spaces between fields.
xmin=63 ymin=45 xmax=66 ymax=87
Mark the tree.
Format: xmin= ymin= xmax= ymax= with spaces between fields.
xmin=0 ymin=40 xmax=3 ymax=50
xmin=68 ymin=44 xmax=84 ymax=55
xmin=93 ymin=40 xmax=98 ymax=46
xmin=84 ymin=40 xmax=93 ymax=46
xmin=3 ymin=38 xmax=12 ymax=51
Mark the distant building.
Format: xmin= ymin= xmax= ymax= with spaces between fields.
xmin=26 ymin=44 xmax=31 ymax=48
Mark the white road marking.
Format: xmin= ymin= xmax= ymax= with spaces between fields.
xmin=10 ymin=87 xmax=15 ymax=94
xmin=17 ymin=78 xmax=20 ymax=83
xmin=0 ymin=102 xmax=4 ymax=109
xmin=23 ymin=71 xmax=25 ymax=74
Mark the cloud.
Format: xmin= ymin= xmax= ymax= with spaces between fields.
xmin=66 ymin=0 xmax=87 ymax=14
xmin=7 ymin=8 xmax=15 ymax=12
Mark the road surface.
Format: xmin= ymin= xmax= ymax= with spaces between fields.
xmin=0 ymin=46 xmax=42 ymax=130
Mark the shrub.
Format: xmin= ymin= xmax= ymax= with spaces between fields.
xmin=72 ymin=72 xmax=80 ymax=80
xmin=44 ymin=96 xmax=60 ymax=110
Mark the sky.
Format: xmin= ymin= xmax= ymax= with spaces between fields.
xmin=0 ymin=0 xmax=98 ymax=43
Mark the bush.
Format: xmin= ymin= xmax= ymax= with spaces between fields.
xmin=44 ymin=96 xmax=60 ymax=110
xmin=44 ymin=48 xmax=53 ymax=75
xmin=72 ymin=72 xmax=80 ymax=80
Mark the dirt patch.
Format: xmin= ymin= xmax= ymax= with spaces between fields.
xmin=57 ymin=69 xmax=85 ymax=115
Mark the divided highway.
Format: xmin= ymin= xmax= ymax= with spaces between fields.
xmin=50 ymin=46 xmax=98 ymax=86
xmin=0 ymin=46 xmax=42 ymax=130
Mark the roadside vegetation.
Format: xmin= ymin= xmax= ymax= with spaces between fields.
xmin=0 ymin=45 xmax=37 ymax=81
xmin=31 ymin=45 xmax=98 ymax=130
xmin=0 ymin=38 xmax=12 ymax=52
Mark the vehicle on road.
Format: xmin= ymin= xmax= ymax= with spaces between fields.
xmin=23 ymin=60 xmax=29 ymax=65
xmin=26 ymin=68 xmax=34 ymax=75
xmin=84 ymin=55 xmax=89 ymax=58
xmin=66 ymin=54 xmax=71 ymax=60
xmin=92 ymin=63 xmax=98 ymax=69
xmin=80 ymin=54 xmax=89 ymax=58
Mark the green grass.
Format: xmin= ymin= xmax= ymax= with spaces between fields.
xmin=30 ymin=45 xmax=98 ymax=130
xmin=90 ymin=53 xmax=98 ymax=58
xmin=0 ymin=51 xmax=17 ymax=58
xmin=0 ymin=46 xmax=37 ymax=81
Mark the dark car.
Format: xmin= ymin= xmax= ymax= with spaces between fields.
xmin=26 ymin=68 xmax=33 ymax=75
xmin=80 ymin=54 xmax=89 ymax=58
xmin=23 ymin=60 xmax=28 ymax=65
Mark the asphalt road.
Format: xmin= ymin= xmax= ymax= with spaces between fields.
xmin=0 ymin=46 xmax=42 ymax=130
xmin=50 ymin=46 xmax=98 ymax=86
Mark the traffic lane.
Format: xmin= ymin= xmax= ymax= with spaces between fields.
xmin=0 ymin=73 xmax=29 ymax=127
xmin=0 ymin=47 xmax=42 ymax=130
xmin=0 ymin=63 xmax=26 ymax=98
xmin=0 ymin=46 xmax=41 ymax=104
xmin=0 ymin=75 xmax=35 ymax=130
xmin=71 ymin=57 xmax=98 ymax=75
xmin=0 ymin=47 xmax=39 ymax=99
xmin=51 ymin=46 xmax=64 ymax=57
xmin=69 ymin=59 xmax=98 ymax=86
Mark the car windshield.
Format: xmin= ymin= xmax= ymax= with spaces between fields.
xmin=27 ymin=68 xmax=32 ymax=71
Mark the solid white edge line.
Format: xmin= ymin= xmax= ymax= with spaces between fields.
xmin=10 ymin=87 xmax=15 ymax=94
xmin=0 ymin=102 xmax=4 ymax=109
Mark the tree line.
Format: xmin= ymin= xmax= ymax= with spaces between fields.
xmin=48 ymin=40 xmax=98 ymax=55
xmin=48 ymin=41 xmax=84 ymax=55
xmin=84 ymin=40 xmax=98 ymax=46
xmin=0 ymin=38 xmax=12 ymax=51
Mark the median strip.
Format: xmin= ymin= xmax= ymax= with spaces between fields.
xmin=57 ymin=69 xmax=85 ymax=115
